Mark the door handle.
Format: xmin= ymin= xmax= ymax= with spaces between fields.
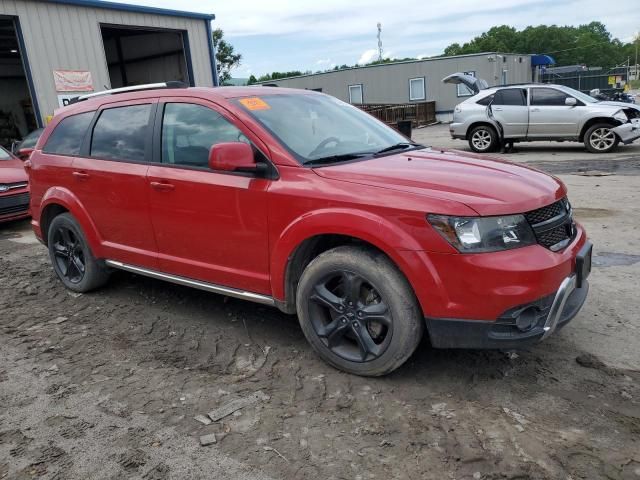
xmin=530 ymin=108 xmax=540 ymax=112
xmin=150 ymin=181 xmax=175 ymax=192
xmin=493 ymin=107 xmax=503 ymax=111
xmin=72 ymin=171 xmax=90 ymax=180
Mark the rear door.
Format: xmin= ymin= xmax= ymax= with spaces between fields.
xmin=528 ymin=87 xmax=581 ymax=138
xmin=71 ymin=99 xmax=159 ymax=268
xmin=146 ymin=97 xmax=272 ymax=294
xmin=489 ymin=88 xmax=529 ymax=138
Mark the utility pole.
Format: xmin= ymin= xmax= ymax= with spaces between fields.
xmin=377 ymin=23 xmax=383 ymax=62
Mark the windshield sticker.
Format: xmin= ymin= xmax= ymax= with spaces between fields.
xmin=240 ymin=97 xmax=271 ymax=111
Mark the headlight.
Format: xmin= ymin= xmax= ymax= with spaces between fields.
xmin=427 ymin=214 xmax=536 ymax=253
xmin=613 ymin=109 xmax=628 ymax=123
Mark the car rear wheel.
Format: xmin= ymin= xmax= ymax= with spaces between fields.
xmin=468 ymin=125 xmax=498 ymax=153
xmin=47 ymin=213 xmax=110 ymax=292
xmin=296 ymin=246 xmax=423 ymax=376
xmin=584 ymin=123 xmax=619 ymax=153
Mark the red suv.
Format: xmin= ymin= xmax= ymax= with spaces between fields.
xmin=27 ymin=84 xmax=592 ymax=376
xmin=1 ymin=145 xmax=30 ymax=223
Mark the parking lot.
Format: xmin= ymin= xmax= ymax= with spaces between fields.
xmin=1 ymin=123 xmax=639 ymax=479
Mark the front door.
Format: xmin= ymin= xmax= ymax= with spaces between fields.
xmin=528 ymin=87 xmax=581 ymax=138
xmin=147 ymin=99 xmax=272 ymax=295
xmin=489 ymin=88 xmax=529 ymax=138
xmin=71 ymin=100 xmax=158 ymax=268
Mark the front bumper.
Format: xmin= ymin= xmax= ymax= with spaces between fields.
xmin=425 ymin=241 xmax=592 ymax=349
xmin=0 ymin=191 xmax=30 ymax=223
xmin=613 ymin=119 xmax=640 ymax=144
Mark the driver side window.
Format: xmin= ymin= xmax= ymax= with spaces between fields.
xmin=161 ymin=103 xmax=247 ymax=168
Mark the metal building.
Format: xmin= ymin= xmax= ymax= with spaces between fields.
xmin=0 ymin=0 xmax=217 ymax=147
xmin=260 ymin=53 xmax=533 ymax=120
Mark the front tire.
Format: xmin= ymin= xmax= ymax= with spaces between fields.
xmin=296 ymin=246 xmax=423 ymax=376
xmin=584 ymin=123 xmax=619 ymax=153
xmin=468 ymin=125 xmax=499 ymax=153
xmin=47 ymin=213 xmax=110 ymax=292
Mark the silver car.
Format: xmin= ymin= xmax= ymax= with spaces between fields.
xmin=443 ymin=73 xmax=640 ymax=154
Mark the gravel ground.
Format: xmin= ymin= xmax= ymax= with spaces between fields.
xmin=1 ymin=127 xmax=639 ymax=479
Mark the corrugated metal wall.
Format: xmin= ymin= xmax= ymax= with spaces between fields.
xmin=264 ymin=54 xmax=533 ymax=114
xmin=0 ymin=0 xmax=214 ymax=122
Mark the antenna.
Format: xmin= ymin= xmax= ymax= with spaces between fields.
xmin=377 ymin=22 xmax=383 ymax=62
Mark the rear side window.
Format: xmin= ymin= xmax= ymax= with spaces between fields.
xmin=90 ymin=104 xmax=152 ymax=162
xmin=476 ymin=94 xmax=494 ymax=106
xmin=43 ymin=112 xmax=94 ymax=156
xmin=531 ymin=88 xmax=570 ymax=106
xmin=161 ymin=103 xmax=246 ymax=168
xmin=493 ymin=89 xmax=526 ymax=106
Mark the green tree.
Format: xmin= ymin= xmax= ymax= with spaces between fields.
xmin=212 ymin=28 xmax=242 ymax=84
xmin=247 ymin=74 xmax=258 ymax=85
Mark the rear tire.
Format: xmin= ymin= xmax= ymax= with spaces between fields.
xmin=584 ymin=123 xmax=619 ymax=153
xmin=47 ymin=213 xmax=110 ymax=292
xmin=468 ymin=125 xmax=499 ymax=153
xmin=296 ymin=246 xmax=423 ymax=376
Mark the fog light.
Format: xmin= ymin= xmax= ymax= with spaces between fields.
xmin=515 ymin=307 xmax=538 ymax=331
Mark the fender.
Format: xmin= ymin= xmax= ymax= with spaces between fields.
xmin=39 ymin=187 xmax=104 ymax=256
xmin=269 ymin=207 xmax=444 ymax=306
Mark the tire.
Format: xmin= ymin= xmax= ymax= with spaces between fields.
xmin=296 ymin=246 xmax=423 ymax=376
xmin=468 ymin=125 xmax=499 ymax=153
xmin=47 ymin=213 xmax=110 ymax=292
xmin=584 ymin=123 xmax=619 ymax=153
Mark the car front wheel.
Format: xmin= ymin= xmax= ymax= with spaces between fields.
xmin=468 ymin=125 xmax=498 ymax=153
xmin=47 ymin=213 xmax=110 ymax=292
xmin=296 ymin=246 xmax=423 ymax=376
xmin=584 ymin=123 xmax=619 ymax=153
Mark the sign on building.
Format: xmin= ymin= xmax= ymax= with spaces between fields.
xmin=53 ymin=70 xmax=94 ymax=92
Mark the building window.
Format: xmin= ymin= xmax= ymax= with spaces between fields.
xmin=501 ymin=69 xmax=508 ymax=85
xmin=348 ymin=84 xmax=363 ymax=104
xmin=409 ymin=77 xmax=426 ymax=101
xmin=457 ymin=71 xmax=476 ymax=97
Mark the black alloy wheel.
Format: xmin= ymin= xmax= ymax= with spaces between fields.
xmin=52 ymin=226 xmax=86 ymax=284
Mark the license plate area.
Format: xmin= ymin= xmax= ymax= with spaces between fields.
xmin=576 ymin=242 xmax=592 ymax=288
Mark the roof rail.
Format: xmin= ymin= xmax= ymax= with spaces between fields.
xmin=69 ymin=81 xmax=188 ymax=104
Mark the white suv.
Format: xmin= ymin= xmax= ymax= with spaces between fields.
xmin=444 ymin=73 xmax=640 ymax=154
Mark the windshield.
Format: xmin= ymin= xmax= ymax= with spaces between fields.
xmin=236 ymin=93 xmax=413 ymax=164
xmin=18 ymin=129 xmax=43 ymax=149
xmin=0 ymin=147 xmax=12 ymax=161
xmin=560 ymin=86 xmax=598 ymax=104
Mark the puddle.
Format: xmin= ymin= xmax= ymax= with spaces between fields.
xmin=593 ymin=252 xmax=640 ymax=267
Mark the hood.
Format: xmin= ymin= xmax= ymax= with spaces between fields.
xmin=312 ymin=148 xmax=566 ymax=216
xmin=0 ymin=158 xmax=29 ymax=184
xmin=442 ymin=73 xmax=489 ymax=95
xmin=597 ymin=100 xmax=640 ymax=112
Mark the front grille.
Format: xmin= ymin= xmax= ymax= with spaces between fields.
xmin=0 ymin=192 xmax=30 ymax=216
xmin=525 ymin=198 xmax=575 ymax=251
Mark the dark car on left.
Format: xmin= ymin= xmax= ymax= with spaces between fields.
xmin=0 ymin=145 xmax=30 ymax=223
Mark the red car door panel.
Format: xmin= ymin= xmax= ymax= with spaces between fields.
xmin=147 ymin=98 xmax=271 ymax=294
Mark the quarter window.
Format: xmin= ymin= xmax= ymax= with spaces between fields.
xmin=409 ymin=77 xmax=426 ymax=101
xmin=161 ymin=103 xmax=246 ymax=168
xmin=43 ymin=111 xmax=94 ymax=156
xmin=531 ymin=88 xmax=571 ymax=106
xmin=348 ymin=84 xmax=363 ymax=104
xmin=90 ymin=104 xmax=152 ymax=162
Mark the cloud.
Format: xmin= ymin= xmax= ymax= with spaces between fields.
xmin=358 ymin=49 xmax=379 ymax=65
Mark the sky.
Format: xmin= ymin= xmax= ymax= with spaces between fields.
xmin=115 ymin=0 xmax=639 ymax=79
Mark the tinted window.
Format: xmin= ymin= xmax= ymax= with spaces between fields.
xmin=43 ymin=112 xmax=94 ymax=156
xmin=90 ymin=104 xmax=151 ymax=161
xmin=494 ymin=89 xmax=526 ymax=106
xmin=476 ymin=94 xmax=494 ymax=106
xmin=0 ymin=146 xmax=11 ymax=160
xmin=162 ymin=103 xmax=246 ymax=168
xmin=531 ymin=88 xmax=570 ymax=106
xmin=19 ymin=128 xmax=44 ymax=149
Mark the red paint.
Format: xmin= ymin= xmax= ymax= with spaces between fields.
xmin=28 ymin=87 xmax=588 ymax=322
xmin=0 ymin=147 xmax=30 ymax=223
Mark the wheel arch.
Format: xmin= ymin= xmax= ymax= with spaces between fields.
xmin=39 ymin=187 xmax=103 ymax=254
xmin=466 ymin=121 xmax=498 ymax=140
xmin=579 ymin=117 xmax=619 ymax=142
xmin=271 ymin=209 xmax=425 ymax=314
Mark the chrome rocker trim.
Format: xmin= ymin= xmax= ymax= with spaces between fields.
xmin=104 ymin=260 xmax=275 ymax=306
xmin=541 ymin=275 xmax=576 ymax=340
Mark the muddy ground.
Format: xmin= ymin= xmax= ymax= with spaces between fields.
xmin=1 ymin=130 xmax=639 ymax=479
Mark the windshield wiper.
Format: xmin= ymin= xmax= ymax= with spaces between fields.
xmin=374 ymin=142 xmax=424 ymax=156
xmin=303 ymin=152 xmax=372 ymax=166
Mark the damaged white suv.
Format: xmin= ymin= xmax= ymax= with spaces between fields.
xmin=444 ymin=73 xmax=640 ymax=154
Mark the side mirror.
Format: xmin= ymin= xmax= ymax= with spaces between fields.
xmin=16 ymin=148 xmax=34 ymax=160
xmin=208 ymin=142 xmax=258 ymax=172
xmin=565 ymin=97 xmax=577 ymax=106
xmin=10 ymin=141 xmax=19 ymax=154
